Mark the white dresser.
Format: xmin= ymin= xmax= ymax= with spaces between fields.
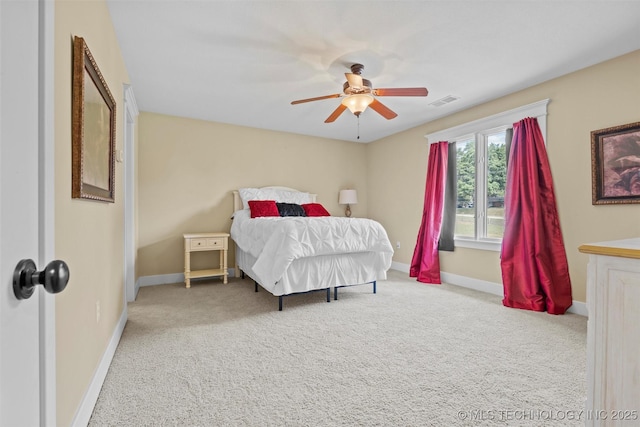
xmin=579 ymin=238 xmax=640 ymax=426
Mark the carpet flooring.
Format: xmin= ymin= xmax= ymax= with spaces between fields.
xmin=89 ymin=271 xmax=587 ymax=426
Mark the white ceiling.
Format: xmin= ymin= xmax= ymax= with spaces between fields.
xmin=107 ymin=1 xmax=640 ymax=143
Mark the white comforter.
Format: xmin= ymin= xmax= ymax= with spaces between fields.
xmin=231 ymin=209 xmax=394 ymax=288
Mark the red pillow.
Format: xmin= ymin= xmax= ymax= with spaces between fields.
xmin=302 ymin=203 xmax=331 ymax=217
xmin=248 ymin=200 xmax=280 ymax=218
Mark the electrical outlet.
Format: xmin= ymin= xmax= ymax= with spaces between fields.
xmin=96 ymin=300 xmax=101 ymax=323
xmin=396 ymin=241 xmax=401 ymax=249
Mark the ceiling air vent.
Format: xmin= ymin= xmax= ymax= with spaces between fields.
xmin=429 ymin=95 xmax=460 ymax=107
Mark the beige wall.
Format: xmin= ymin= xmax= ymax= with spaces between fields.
xmin=137 ymin=113 xmax=368 ymax=277
xmin=54 ymin=1 xmax=132 ymax=425
xmin=367 ymin=49 xmax=640 ymax=303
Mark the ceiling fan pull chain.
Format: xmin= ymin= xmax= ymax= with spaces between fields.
xmin=357 ymin=115 xmax=360 ymax=140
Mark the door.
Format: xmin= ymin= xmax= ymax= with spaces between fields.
xmin=0 ymin=1 xmax=56 ymax=425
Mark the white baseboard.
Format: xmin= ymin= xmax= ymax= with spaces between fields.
xmin=134 ymin=279 xmax=140 ymax=299
xmin=390 ymin=261 xmax=410 ymax=274
xmin=138 ymin=272 xmax=184 ymax=287
xmin=440 ymin=271 xmax=504 ymax=296
xmin=137 ymin=268 xmax=236 ymax=288
xmin=71 ymin=306 xmax=128 ymax=427
xmin=566 ymin=300 xmax=588 ymax=316
xmin=390 ymin=262 xmax=587 ymax=317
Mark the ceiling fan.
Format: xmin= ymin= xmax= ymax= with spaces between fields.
xmin=291 ymin=63 xmax=428 ymax=123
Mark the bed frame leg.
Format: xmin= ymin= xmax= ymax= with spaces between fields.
xmin=241 ymin=271 xmax=245 ymax=279
xmin=326 ymin=288 xmax=330 ymax=302
xmin=279 ymin=296 xmax=283 ymax=311
xmin=334 ymin=287 xmax=338 ymax=300
xmin=373 ymin=281 xmax=377 ymax=294
xmin=254 ymin=280 xmax=258 ymax=292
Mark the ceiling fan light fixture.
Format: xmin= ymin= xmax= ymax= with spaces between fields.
xmin=290 ymin=63 xmax=427 ymax=123
xmin=341 ymin=94 xmax=374 ymax=116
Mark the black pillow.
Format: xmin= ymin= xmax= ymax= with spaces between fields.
xmin=276 ymin=202 xmax=307 ymax=217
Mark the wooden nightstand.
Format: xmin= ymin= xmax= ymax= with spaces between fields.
xmin=183 ymin=232 xmax=229 ymax=288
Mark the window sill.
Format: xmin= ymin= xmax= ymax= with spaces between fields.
xmin=454 ymin=238 xmax=502 ymax=252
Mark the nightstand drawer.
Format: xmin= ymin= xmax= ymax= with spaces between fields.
xmin=207 ymin=238 xmax=226 ymax=249
xmin=190 ymin=237 xmax=226 ymax=250
xmin=190 ymin=238 xmax=209 ymax=250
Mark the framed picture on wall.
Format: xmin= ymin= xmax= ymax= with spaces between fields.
xmin=590 ymin=121 xmax=640 ymax=205
xmin=72 ymin=36 xmax=116 ymax=202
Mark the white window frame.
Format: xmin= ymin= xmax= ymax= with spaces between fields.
xmin=426 ymin=99 xmax=549 ymax=251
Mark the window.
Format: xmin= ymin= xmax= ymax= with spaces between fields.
xmin=454 ymin=137 xmax=476 ymax=239
xmin=454 ymin=128 xmax=507 ymax=244
xmin=426 ymin=99 xmax=549 ymax=251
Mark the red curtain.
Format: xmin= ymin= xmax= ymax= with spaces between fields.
xmin=410 ymin=141 xmax=448 ymax=284
xmin=500 ymin=117 xmax=572 ymax=314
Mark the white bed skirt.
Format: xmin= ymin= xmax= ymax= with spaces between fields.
xmin=236 ymin=247 xmax=387 ymax=296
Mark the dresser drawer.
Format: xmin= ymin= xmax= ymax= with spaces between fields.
xmin=190 ymin=237 xmax=226 ymax=251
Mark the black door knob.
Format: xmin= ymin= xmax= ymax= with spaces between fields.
xmin=13 ymin=259 xmax=70 ymax=300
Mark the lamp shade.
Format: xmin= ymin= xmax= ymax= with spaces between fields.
xmin=341 ymin=94 xmax=373 ymax=116
xmin=339 ymin=189 xmax=358 ymax=205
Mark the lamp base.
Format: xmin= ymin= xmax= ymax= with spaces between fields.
xmin=345 ymin=204 xmax=352 ymax=217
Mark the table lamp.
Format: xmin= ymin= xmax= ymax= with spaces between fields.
xmin=338 ymin=189 xmax=358 ymax=217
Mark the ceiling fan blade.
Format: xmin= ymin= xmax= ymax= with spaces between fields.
xmin=369 ymin=99 xmax=398 ymax=120
xmin=372 ymin=87 xmax=428 ymax=97
xmin=345 ymin=73 xmax=364 ymax=89
xmin=291 ymin=94 xmax=341 ymax=105
xmin=325 ymin=104 xmax=347 ymax=123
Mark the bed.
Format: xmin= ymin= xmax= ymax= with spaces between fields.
xmin=230 ymin=186 xmax=394 ymax=310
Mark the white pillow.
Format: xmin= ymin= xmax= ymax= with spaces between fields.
xmin=274 ymin=189 xmax=312 ymax=205
xmin=238 ymin=187 xmax=312 ymax=209
xmin=238 ymin=188 xmax=263 ymax=209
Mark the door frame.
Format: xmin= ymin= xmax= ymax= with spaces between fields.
xmin=39 ymin=0 xmax=57 ymax=424
xmin=123 ymin=84 xmax=138 ymax=302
